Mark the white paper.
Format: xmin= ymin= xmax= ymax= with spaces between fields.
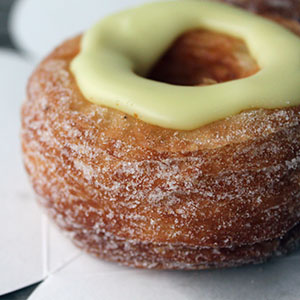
xmin=0 ymin=50 xmax=79 ymax=295
xmin=0 ymin=50 xmax=43 ymax=295
xmin=29 ymin=250 xmax=300 ymax=300
xmin=43 ymin=219 xmax=80 ymax=275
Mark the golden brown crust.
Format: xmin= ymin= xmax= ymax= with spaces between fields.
xmin=61 ymin=222 xmax=300 ymax=269
xmin=21 ymin=5 xmax=300 ymax=269
xmin=148 ymin=29 xmax=259 ymax=86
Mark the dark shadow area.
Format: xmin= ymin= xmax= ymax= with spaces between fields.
xmin=0 ymin=0 xmax=18 ymax=49
xmin=0 ymin=283 xmax=40 ymax=300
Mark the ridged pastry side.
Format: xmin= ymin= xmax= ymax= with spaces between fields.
xmin=21 ymin=13 xmax=300 ymax=269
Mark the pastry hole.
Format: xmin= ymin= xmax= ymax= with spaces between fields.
xmin=147 ymin=29 xmax=260 ymax=86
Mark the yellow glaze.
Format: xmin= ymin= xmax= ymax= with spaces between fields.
xmin=71 ymin=0 xmax=300 ymax=130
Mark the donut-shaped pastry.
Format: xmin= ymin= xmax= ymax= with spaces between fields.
xmin=21 ymin=0 xmax=300 ymax=269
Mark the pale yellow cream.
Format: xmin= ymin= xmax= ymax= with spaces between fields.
xmin=71 ymin=0 xmax=300 ymax=130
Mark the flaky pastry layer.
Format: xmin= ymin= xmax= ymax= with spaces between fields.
xmin=21 ymin=4 xmax=300 ymax=269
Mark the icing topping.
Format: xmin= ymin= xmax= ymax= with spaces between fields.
xmin=71 ymin=0 xmax=300 ymax=130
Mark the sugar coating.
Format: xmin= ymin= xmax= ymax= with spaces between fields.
xmin=21 ymin=11 xmax=300 ymax=269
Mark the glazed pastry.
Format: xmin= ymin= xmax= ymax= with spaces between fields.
xmin=21 ymin=0 xmax=300 ymax=269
